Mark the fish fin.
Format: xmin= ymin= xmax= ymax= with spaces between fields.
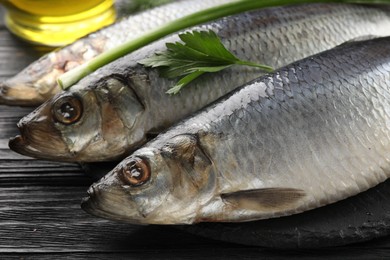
xmin=221 ymin=188 xmax=306 ymax=211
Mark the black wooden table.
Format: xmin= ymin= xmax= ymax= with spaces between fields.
xmin=1 ymin=5 xmax=390 ymax=259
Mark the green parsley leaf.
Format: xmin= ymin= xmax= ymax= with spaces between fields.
xmin=139 ymin=30 xmax=274 ymax=94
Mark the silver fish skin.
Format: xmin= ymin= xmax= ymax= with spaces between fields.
xmin=9 ymin=4 xmax=390 ymax=162
xmin=0 ymin=0 xmax=233 ymax=106
xmin=82 ymin=37 xmax=390 ymax=224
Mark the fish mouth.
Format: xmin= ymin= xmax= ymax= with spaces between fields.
xmin=9 ymin=134 xmax=53 ymax=159
xmin=81 ymin=185 xmax=124 ymax=221
xmin=81 ymin=186 xmax=102 ymax=217
xmin=81 ymin=182 xmax=145 ymax=224
xmin=9 ymin=135 xmax=34 ymax=157
xmin=9 ymin=135 xmax=24 ymax=150
xmin=0 ymin=81 xmax=45 ymax=106
xmin=9 ymin=134 xmax=74 ymax=161
xmin=9 ymin=121 xmax=74 ymax=161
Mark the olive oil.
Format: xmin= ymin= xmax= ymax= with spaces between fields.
xmin=1 ymin=0 xmax=116 ymax=46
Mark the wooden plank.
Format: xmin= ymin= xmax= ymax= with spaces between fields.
xmin=1 ymin=3 xmax=390 ymax=258
xmin=0 ymin=31 xmax=47 ymax=79
xmin=0 ymin=249 xmax=389 ymax=260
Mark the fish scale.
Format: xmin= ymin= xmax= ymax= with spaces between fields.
xmin=83 ymin=39 xmax=390 ymax=225
xmin=139 ymin=4 xmax=390 ymax=137
xmin=10 ymin=4 xmax=390 ymax=163
xmin=99 ymin=0 xmax=234 ymax=50
xmin=197 ymin=39 xmax=390 ymax=219
xmin=89 ymin=36 xmax=390 ymax=224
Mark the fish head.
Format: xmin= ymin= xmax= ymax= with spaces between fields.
xmin=82 ymin=134 xmax=217 ymax=224
xmin=0 ymin=53 xmax=63 ymax=106
xmin=9 ymin=76 xmax=146 ymax=162
xmin=8 ymin=97 xmax=72 ymax=158
xmin=0 ymin=38 xmax=106 ymax=106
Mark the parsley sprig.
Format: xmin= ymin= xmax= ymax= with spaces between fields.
xmin=140 ymin=30 xmax=274 ymax=94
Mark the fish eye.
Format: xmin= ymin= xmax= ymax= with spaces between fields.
xmin=121 ymin=158 xmax=150 ymax=187
xmin=52 ymin=95 xmax=83 ymax=125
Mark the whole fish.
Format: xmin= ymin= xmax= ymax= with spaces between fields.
xmin=9 ymin=4 xmax=390 ymax=162
xmin=0 ymin=0 xmax=233 ymax=106
xmin=82 ymin=36 xmax=390 ymax=224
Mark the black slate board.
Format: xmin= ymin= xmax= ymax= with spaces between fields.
xmin=182 ymin=180 xmax=390 ymax=249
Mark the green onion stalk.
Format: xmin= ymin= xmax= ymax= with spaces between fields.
xmin=58 ymin=0 xmax=390 ymax=89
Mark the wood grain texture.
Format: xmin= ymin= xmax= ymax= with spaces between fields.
xmin=1 ymin=4 xmax=390 ymax=259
